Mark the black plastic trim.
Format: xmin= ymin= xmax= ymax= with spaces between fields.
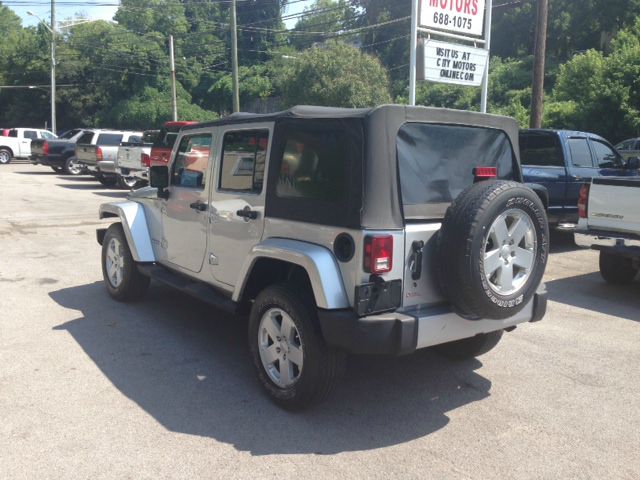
xmin=592 ymin=177 xmax=640 ymax=188
xmin=530 ymin=284 xmax=548 ymax=323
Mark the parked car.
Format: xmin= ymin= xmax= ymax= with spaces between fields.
xmin=114 ymin=130 xmax=158 ymax=189
xmin=520 ymin=129 xmax=639 ymax=227
xmin=75 ymin=130 xmax=143 ymax=187
xmin=30 ymin=128 xmax=89 ymax=174
xmin=614 ymin=137 xmax=640 ymax=160
xmin=0 ymin=128 xmax=57 ymax=164
xmin=96 ymin=105 xmax=549 ymax=409
xmin=1 ymin=128 xmax=10 ymax=136
xmin=149 ymin=121 xmax=197 ymax=166
xmin=575 ymin=177 xmax=640 ymax=283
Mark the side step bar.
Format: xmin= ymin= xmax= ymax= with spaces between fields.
xmin=137 ymin=263 xmax=237 ymax=315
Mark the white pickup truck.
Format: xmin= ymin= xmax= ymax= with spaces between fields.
xmin=0 ymin=128 xmax=57 ymax=164
xmin=114 ymin=130 xmax=158 ymax=189
xmin=575 ymin=177 xmax=640 ymax=283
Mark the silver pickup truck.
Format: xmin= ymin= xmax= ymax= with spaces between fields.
xmin=114 ymin=130 xmax=158 ymax=189
xmin=575 ymin=177 xmax=640 ymax=283
xmin=75 ymin=129 xmax=142 ymax=187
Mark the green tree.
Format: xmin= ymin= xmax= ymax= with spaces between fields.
xmin=290 ymin=0 xmax=358 ymax=50
xmin=280 ymin=41 xmax=390 ymax=107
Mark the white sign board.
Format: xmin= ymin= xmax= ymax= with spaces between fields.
xmin=423 ymin=39 xmax=489 ymax=87
xmin=419 ymin=0 xmax=486 ymax=37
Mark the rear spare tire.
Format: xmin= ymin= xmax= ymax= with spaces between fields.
xmin=437 ymin=180 xmax=548 ymax=320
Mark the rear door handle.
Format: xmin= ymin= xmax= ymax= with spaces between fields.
xmin=236 ymin=207 xmax=258 ymax=220
xmin=190 ymin=201 xmax=208 ymax=212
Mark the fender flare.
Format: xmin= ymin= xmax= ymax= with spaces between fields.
xmin=233 ymin=238 xmax=349 ymax=310
xmin=99 ymin=201 xmax=155 ymax=262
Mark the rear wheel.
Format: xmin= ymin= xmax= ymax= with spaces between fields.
xmin=599 ymin=251 xmax=638 ymax=284
xmin=0 ymin=148 xmax=12 ymax=164
xmin=101 ymin=223 xmax=150 ymax=301
xmin=435 ymin=330 xmax=504 ymax=360
xmin=248 ymin=284 xmax=345 ymax=410
xmin=98 ymin=174 xmax=118 ymax=187
xmin=63 ymin=156 xmax=82 ymax=175
xmin=117 ymin=175 xmax=141 ymax=190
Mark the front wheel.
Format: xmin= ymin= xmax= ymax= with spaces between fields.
xmin=0 ymin=148 xmax=12 ymax=165
xmin=101 ymin=223 xmax=150 ymax=301
xmin=435 ymin=330 xmax=504 ymax=360
xmin=248 ymin=285 xmax=345 ymax=410
xmin=63 ymin=156 xmax=83 ymax=175
xmin=599 ymin=251 xmax=638 ymax=284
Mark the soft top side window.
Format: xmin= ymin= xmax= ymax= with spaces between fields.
xmin=218 ymin=129 xmax=269 ymax=194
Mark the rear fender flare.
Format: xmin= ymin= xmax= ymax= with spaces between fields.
xmin=233 ymin=238 xmax=349 ymax=310
xmin=98 ymin=201 xmax=155 ymax=262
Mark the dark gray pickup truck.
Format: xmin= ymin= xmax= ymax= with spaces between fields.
xmin=30 ymin=129 xmax=89 ymax=175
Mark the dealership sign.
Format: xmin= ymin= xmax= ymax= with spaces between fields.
xmin=422 ymin=39 xmax=488 ymax=86
xmin=420 ymin=0 xmax=486 ymax=37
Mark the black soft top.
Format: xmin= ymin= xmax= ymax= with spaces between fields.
xmin=186 ymin=105 xmax=521 ymax=229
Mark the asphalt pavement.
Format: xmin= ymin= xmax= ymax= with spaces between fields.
xmin=1 ymin=162 xmax=639 ymax=479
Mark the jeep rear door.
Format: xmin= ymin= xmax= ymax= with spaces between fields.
xmin=209 ymin=124 xmax=271 ymax=286
xmin=161 ymin=129 xmax=213 ymax=273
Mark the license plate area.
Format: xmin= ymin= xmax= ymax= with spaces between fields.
xmin=354 ymin=279 xmax=402 ymax=316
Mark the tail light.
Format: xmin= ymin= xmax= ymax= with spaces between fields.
xmin=96 ymin=147 xmax=103 ymax=162
xmin=363 ymin=235 xmax=393 ymax=274
xmin=578 ymin=183 xmax=590 ymax=218
xmin=42 ymin=141 xmax=49 ymax=155
xmin=141 ymin=153 xmax=151 ymax=167
xmin=473 ymin=167 xmax=497 ymax=182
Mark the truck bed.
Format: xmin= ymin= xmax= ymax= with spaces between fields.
xmin=585 ymin=177 xmax=640 ymax=235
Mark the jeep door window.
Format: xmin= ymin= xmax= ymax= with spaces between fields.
xmin=219 ymin=130 xmax=268 ymax=193
xmin=397 ymin=123 xmax=515 ymax=219
xmin=171 ymin=134 xmax=212 ymax=189
xmin=96 ymin=133 xmax=124 ymax=146
xmin=591 ymin=139 xmax=624 ymax=168
xmin=568 ymin=138 xmax=594 ymax=167
xmin=520 ymin=133 xmax=563 ymax=166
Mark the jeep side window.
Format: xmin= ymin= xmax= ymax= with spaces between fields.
xmin=218 ymin=130 xmax=268 ymax=193
xmin=568 ymin=138 xmax=594 ymax=167
xmin=171 ymin=133 xmax=212 ymax=189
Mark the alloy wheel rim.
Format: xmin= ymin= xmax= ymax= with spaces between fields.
xmin=482 ymin=208 xmax=536 ymax=296
xmin=0 ymin=151 xmax=10 ymax=164
xmin=68 ymin=158 xmax=82 ymax=175
xmin=105 ymin=237 xmax=125 ymax=288
xmin=258 ymin=308 xmax=304 ymax=388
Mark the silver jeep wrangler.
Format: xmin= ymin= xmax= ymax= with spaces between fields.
xmin=97 ymin=105 xmax=549 ymax=410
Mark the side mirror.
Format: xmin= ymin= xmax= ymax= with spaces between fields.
xmin=149 ymin=166 xmax=169 ymax=198
xmin=626 ymin=156 xmax=640 ymax=170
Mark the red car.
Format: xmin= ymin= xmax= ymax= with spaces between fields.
xmin=1 ymin=128 xmax=10 ymax=136
xmin=150 ymin=121 xmax=197 ymax=167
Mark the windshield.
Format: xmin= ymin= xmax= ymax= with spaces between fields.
xmin=397 ymin=123 xmax=517 ymax=219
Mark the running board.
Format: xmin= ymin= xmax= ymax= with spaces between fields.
xmin=137 ymin=263 xmax=237 ymax=315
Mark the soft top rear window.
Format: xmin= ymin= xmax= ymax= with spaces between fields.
xmin=397 ymin=123 xmax=516 ymax=220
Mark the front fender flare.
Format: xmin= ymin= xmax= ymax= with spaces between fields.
xmin=99 ymin=201 xmax=155 ymax=263
xmin=233 ymin=238 xmax=349 ymax=310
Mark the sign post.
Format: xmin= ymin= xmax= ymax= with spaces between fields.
xmin=409 ymin=0 xmax=493 ymax=112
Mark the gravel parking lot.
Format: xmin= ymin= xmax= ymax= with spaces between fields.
xmin=1 ymin=162 xmax=639 ymax=479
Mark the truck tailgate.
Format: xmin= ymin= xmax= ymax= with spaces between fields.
xmin=30 ymin=139 xmax=46 ymax=157
xmin=76 ymin=144 xmax=99 ymax=165
xmin=588 ymin=177 xmax=640 ymax=234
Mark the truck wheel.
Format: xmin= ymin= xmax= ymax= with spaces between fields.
xmin=248 ymin=284 xmax=345 ymax=410
xmin=599 ymin=251 xmax=638 ymax=284
xmin=0 ymin=148 xmax=13 ymax=164
xmin=63 ymin=156 xmax=82 ymax=175
xmin=437 ymin=180 xmax=549 ymax=320
xmin=98 ymin=174 xmax=118 ymax=187
xmin=101 ymin=223 xmax=150 ymax=302
xmin=435 ymin=330 xmax=504 ymax=360
xmin=117 ymin=175 xmax=141 ymax=190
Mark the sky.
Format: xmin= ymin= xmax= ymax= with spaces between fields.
xmin=7 ymin=0 xmax=310 ymax=29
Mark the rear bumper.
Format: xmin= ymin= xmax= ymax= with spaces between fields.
xmin=82 ymin=161 xmax=116 ymax=177
xmin=317 ymin=285 xmax=547 ymax=355
xmin=117 ymin=166 xmax=148 ymax=180
xmin=575 ymin=230 xmax=640 ymax=256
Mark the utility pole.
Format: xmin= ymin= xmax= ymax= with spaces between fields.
xmin=169 ymin=35 xmax=178 ymax=121
xmin=409 ymin=0 xmax=418 ymax=106
xmin=50 ymin=0 xmax=56 ymax=134
xmin=480 ymin=0 xmax=493 ymax=113
xmin=230 ymin=0 xmax=240 ymax=113
xmin=530 ymin=0 xmax=548 ymax=128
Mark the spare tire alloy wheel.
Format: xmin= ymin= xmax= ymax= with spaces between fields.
xmin=437 ymin=180 xmax=549 ymax=320
xmin=0 ymin=149 xmax=12 ymax=165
